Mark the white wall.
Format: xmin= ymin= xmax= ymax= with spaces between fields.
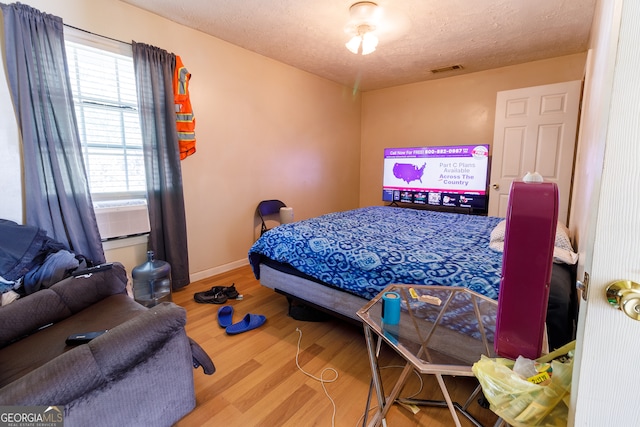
xmin=0 ymin=32 xmax=22 ymax=224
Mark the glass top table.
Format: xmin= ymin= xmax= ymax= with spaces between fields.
xmin=357 ymin=284 xmax=499 ymax=427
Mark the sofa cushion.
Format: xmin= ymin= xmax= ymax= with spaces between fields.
xmin=0 ymin=263 xmax=128 ymax=348
xmin=0 ymin=301 xmax=190 ymax=410
xmin=0 ymin=294 xmax=146 ymax=388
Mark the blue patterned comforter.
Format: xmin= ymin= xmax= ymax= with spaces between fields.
xmin=248 ymin=206 xmax=504 ymax=301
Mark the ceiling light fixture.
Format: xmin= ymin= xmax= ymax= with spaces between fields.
xmin=345 ymin=2 xmax=380 ymax=55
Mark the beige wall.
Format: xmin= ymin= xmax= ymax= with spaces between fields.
xmin=1 ymin=0 xmax=589 ymax=283
xmin=4 ymin=0 xmax=362 ymax=280
xmin=359 ymin=53 xmax=587 ymax=208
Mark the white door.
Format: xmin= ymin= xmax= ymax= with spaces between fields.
xmin=488 ymin=81 xmax=582 ymax=224
xmin=570 ymin=0 xmax=640 ymax=425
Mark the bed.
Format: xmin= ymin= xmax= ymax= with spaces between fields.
xmin=248 ymin=205 xmax=577 ymax=350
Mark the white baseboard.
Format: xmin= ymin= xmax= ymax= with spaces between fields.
xmin=189 ymin=258 xmax=250 ymax=282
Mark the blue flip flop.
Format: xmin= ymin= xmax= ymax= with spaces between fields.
xmin=217 ymin=305 xmax=234 ymax=328
xmin=225 ymin=313 xmax=266 ymax=335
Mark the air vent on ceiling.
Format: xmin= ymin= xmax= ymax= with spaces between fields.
xmin=430 ymin=64 xmax=464 ymax=74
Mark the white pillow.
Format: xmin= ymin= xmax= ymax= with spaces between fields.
xmin=489 ymin=220 xmax=578 ymax=265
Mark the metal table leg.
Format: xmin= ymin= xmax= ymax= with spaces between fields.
xmin=362 ymin=325 xmax=417 ymax=427
xmin=363 ymin=325 xmax=386 ymax=427
xmin=435 ymin=373 xmax=463 ymax=427
xmin=362 ymin=330 xmax=384 ymax=427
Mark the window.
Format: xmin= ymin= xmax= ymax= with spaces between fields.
xmin=65 ymin=31 xmax=145 ymax=201
xmin=65 ymin=29 xmax=149 ymax=239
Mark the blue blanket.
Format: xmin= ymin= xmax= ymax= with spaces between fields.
xmin=249 ymin=206 xmax=504 ymax=300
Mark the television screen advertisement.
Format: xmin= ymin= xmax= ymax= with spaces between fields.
xmin=382 ymin=145 xmax=490 ymax=211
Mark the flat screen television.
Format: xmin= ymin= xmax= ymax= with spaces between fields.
xmin=382 ymin=144 xmax=490 ymax=213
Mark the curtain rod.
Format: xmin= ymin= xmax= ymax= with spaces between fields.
xmin=63 ymin=23 xmax=131 ymax=46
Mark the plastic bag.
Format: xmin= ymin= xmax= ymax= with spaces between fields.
xmin=472 ymin=341 xmax=575 ymax=426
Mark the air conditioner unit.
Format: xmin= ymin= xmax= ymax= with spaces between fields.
xmin=94 ymin=199 xmax=151 ymax=240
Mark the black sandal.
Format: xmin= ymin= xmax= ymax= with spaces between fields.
xmin=194 ymin=287 xmax=228 ymax=304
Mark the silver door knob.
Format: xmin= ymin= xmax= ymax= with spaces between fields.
xmin=492 ymin=183 xmax=499 ymax=190
xmin=606 ymin=280 xmax=640 ymax=320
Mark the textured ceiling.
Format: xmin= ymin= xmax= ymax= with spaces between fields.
xmin=119 ymin=0 xmax=596 ymax=91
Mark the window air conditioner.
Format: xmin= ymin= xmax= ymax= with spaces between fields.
xmin=94 ymin=199 xmax=151 ymax=240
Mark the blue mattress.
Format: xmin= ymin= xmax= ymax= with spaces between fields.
xmin=249 ymin=206 xmax=504 ymax=301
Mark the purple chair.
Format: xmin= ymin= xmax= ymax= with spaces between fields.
xmin=257 ymin=200 xmax=286 ymax=235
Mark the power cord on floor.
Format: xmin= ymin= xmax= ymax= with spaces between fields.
xmin=295 ymin=328 xmax=339 ymax=427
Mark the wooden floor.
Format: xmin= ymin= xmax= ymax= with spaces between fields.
xmin=172 ymin=265 xmax=500 ymax=427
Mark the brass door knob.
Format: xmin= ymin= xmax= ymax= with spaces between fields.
xmin=492 ymin=183 xmax=500 ymax=190
xmin=606 ymin=280 xmax=640 ymax=320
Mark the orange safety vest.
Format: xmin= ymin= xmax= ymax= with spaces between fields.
xmin=173 ymin=55 xmax=196 ymax=160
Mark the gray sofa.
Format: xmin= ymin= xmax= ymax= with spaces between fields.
xmin=0 ymin=262 xmax=210 ymax=426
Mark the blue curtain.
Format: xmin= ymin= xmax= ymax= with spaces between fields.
xmin=0 ymin=3 xmax=105 ymax=264
xmin=132 ymin=42 xmax=190 ymax=289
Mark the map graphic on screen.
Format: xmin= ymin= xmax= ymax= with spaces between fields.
xmin=393 ymin=163 xmax=426 ymax=184
xmin=382 ymin=144 xmax=490 ymax=212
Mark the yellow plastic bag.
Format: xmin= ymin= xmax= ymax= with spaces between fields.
xmin=472 ymin=341 xmax=575 ymax=426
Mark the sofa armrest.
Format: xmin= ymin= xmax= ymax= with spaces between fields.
xmin=0 ymin=302 xmax=188 ymax=405
xmin=0 ymin=263 xmax=128 ymax=348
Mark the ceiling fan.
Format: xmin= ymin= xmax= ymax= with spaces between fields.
xmin=343 ymin=1 xmax=410 ymax=55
